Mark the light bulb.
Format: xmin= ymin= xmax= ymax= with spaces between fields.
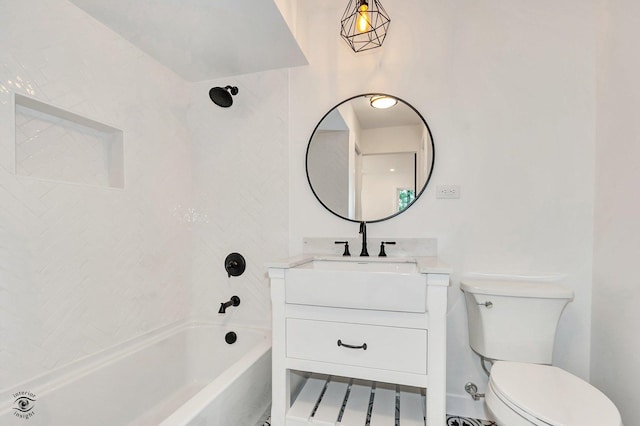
xmin=356 ymin=1 xmax=370 ymax=33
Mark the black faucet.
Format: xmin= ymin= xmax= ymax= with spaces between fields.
xmin=359 ymin=221 xmax=369 ymax=257
xmin=219 ymin=296 xmax=240 ymax=314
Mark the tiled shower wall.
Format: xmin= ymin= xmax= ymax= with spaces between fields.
xmin=0 ymin=0 xmax=193 ymax=387
xmin=187 ymin=70 xmax=290 ymax=328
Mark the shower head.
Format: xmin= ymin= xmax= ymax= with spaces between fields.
xmin=209 ymin=86 xmax=239 ymax=108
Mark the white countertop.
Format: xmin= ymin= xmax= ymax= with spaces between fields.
xmin=265 ymin=254 xmax=452 ymax=274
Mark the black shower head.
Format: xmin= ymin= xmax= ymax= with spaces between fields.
xmin=209 ymin=86 xmax=239 ymax=108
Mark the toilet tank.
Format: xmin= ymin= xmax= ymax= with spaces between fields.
xmin=461 ymin=279 xmax=574 ymax=364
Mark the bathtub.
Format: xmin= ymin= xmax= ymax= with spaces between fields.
xmin=0 ymin=323 xmax=271 ymax=426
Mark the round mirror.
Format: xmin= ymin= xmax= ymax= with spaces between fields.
xmin=306 ymin=94 xmax=435 ymax=223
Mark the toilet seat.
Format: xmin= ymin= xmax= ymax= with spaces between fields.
xmin=488 ymin=361 xmax=622 ymax=426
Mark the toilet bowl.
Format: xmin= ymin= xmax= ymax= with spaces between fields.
xmin=486 ymin=361 xmax=622 ymax=426
xmin=461 ymin=279 xmax=622 ymax=426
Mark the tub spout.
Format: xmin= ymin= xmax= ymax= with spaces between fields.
xmin=219 ymin=296 xmax=241 ymax=314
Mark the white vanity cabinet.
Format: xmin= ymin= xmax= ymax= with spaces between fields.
xmin=268 ymin=256 xmax=450 ymax=425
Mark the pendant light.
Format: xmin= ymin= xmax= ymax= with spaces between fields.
xmin=340 ymin=0 xmax=391 ymax=53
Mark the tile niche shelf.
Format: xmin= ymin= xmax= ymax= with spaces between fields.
xmin=13 ymin=93 xmax=124 ymax=188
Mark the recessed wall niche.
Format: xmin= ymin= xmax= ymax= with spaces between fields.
xmin=13 ymin=94 xmax=124 ymax=188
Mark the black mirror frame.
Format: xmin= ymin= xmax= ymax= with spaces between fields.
xmin=305 ymin=93 xmax=436 ymax=223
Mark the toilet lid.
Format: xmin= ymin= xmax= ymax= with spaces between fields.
xmin=490 ymin=362 xmax=621 ymax=426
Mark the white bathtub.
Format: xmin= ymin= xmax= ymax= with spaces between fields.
xmin=0 ymin=323 xmax=272 ymax=426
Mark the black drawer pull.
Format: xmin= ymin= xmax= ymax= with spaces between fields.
xmin=337 ymin=339 xmax=367 ymax=350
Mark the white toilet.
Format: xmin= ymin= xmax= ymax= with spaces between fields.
xmin=461 ymin=279 xmax=622 ymax=426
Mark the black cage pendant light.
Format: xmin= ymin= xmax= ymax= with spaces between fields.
xmin=340 ymin=0 xmax=390 ymax=53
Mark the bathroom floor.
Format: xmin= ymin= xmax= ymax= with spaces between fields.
xmin=257 ymin=414 xmax=497 ymax=425
xmin=446 ymin=415 xmax=497 ymax=426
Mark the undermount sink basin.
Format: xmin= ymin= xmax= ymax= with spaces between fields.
xmin=284 ymin=257 xmax=426 ymax=312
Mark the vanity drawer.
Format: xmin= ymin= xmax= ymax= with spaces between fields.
xmin=286 ymin=319 xmax=427 ymax=374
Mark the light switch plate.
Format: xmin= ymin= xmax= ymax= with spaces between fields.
xmin=436 ymin=185 xmax=460 ymax=199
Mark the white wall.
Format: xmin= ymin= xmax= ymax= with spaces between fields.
xmin=307 ymin=131 xmax=350 ymax=218
xmin=360 ymin=153 xmax=414 ymax=219
xmin=592 ymin=0 xmax=640 ymax=423
xmin=289 ymin=0 xmax=596 ymax=417
xmin=0 ymin=0 xmax=291 ymax=393
xmin=360 ymin=125 xmax=422 ymax=155
xmin=187 ymin=70 xmax=290 ymax=329
xmin=0 ymin=0 xmax=193 ymax=388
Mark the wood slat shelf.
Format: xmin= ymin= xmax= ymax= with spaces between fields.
xmin=286 ymin=374 xmax=426 ymax=426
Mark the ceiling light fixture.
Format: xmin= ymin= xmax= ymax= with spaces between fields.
xmin=370 ymin=95 xmax=397 ymax=109
xmin=340 ymin=0 xmax=390 ymax=53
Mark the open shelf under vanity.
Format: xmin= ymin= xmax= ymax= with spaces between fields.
xmin=288 ymin=373 xmax=425 ymax=426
